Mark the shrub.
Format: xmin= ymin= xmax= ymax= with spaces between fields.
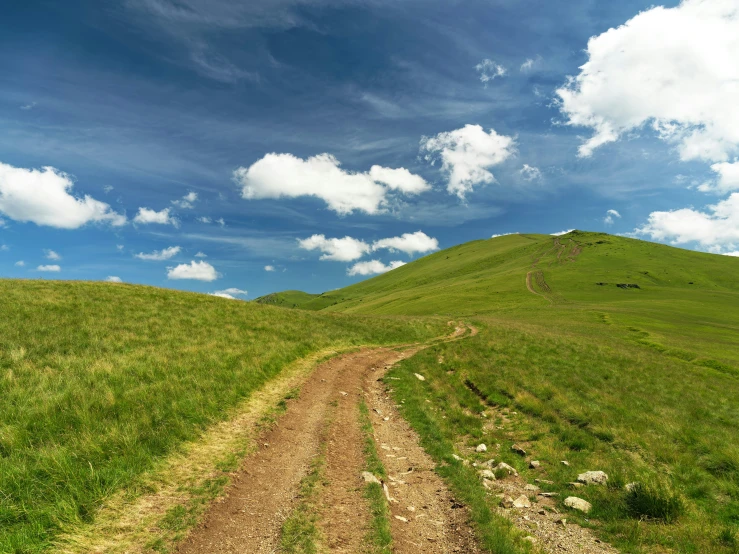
xmin=625 ymin=482 xmax=684 ymax=522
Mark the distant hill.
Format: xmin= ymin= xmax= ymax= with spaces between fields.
xmin=264 ymin=230 xmax=739 ymax=316
xmin=254 ymin=290 xmax=320 ymax=308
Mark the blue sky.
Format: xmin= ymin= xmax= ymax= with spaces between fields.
xmin=2 ymin=0 xmax=738 ymax=298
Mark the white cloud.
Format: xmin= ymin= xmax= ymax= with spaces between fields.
xmin=702 ymin=161 xmax=739 ymax=193
xmin=723 ymin=251 xmax=739 ymax=257
xmin=216 ymin=217 xmax=225 ymax=227
xmin=195 ymin=251 xmax=207 ymax=258
xmin=475 ymin=59 xmax=507 ymax=84
xmin=372 ymin=231 xmax=439 ymax=256
xmin=37 ymin=264 xmax=60 ymax=272
xmin=491 ymin=232 xmax=519 ymax=238
xmin=264 ymin=265 xmax=275 ymax=271
xmin=20 ymin=102 xmax=36 ymax=110
xmin=210 ymin=292 xmax=239 ymax=299
xmin=635 ymin=193 xmax=739 ymax=249
xmin=116 ymin=244 xmax=124 ymax=251
xmin=520 ymin=57 xmax=539 ymax=72
xmin=172 ymin=192 xmax=198 ymax=209
xmin=197 ymin=216 xmax=212 ymax=223
xmin=234 ymin=153 xmax=429 ymax=215
xmin=551 ymin=229 xmax=574 ymax=236
xmin=133 ymin=207 xmax=178 ymax=226
xmin=15 ymin=260 xmax=24 ymax=267
xmin=167 ymin=260 xmax=219 ymax=281
xmin=135 ymin=246 xmax=181 ymax=261
xmin=44 ymin=249 xmax=61 ymax=260
xmin=106 ymin=276 xmax=123 ymax=283
xmin=0 ymin=162 xmax=126 ymax=229
xmin=420 ymin=124 xmax=516 ymax=198
xmin=347 ymin=259 xmax=406 ymax=276
xmin=556 ymin=0 xmax=739 ymax=162
xmin=298 ymin=234 xmax=370 ymax=261
xmin=604 ymin=209 xmax=622 ymax=225
xmin=519 ymin=164 xmax=542 ymax=181
xmin=103 ymin=185 xmax=114 ymax=194
xmin=1 ymin=244 xmax=8 ymax=251
xmin=214 ymin=287 xmax=247 ymax=296
xmin=368 ymin=166 xmax=430 ymax=195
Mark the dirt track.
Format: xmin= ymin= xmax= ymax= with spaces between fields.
xmin=176 ymin=326 xmax=479 ymax=553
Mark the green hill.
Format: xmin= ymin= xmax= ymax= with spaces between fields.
xmin=254 ymin=289 xmax=320 ymax=308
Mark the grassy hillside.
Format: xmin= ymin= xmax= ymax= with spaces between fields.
xmin=254 ymin=290 xmax=320 ymax=308
xmin=275 ymin=231 xmax=739 ymax=552
xmin=0 ymin=280 xmax=444 ymax=553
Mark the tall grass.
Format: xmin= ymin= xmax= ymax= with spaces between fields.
xmin=0 ymin=280 xmax=444 ymax=553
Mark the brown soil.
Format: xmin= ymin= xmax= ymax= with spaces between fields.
xmin=176 ymin=325 xmax=479 ymax=554
xmin=526 ymin=271 xmax=553 ymax=304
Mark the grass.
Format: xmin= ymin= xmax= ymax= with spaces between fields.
xmin=358 ymin=400 xmax=393 ymax=554
xmin=0 ymin=279 xmax=444 ymax=553
xmin=273 ymin=230 xmax=739 ymax=553
xmin=280 ymin=453 xmax=325 ymax=554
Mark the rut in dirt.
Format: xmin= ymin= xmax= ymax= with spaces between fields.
xmin=175 ymin=324 xmax=478 ymax=554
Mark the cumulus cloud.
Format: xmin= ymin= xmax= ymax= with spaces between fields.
xmin=171 ymin=192 xmax=198 ymax=209
xmin=44 ymin=249 xmax=61 ymax=260
xmin=234 ymin=153 xmax=429 ymax=215
xmin=106 ymin=276 xmax=123 ymax=283
xmin=133 ymin=207 xmax=178 ymax=226
xmin=519 ymin=164 xmax=542 ymax=181
xmin=0 ymin=162 xmax=126 ymax=229
xmin=116 ymin=244 xmax=124 ymax=251
xmin=420 ymin=124 xmax=516 ymax=198
xmin=372 ymin=231 xmax=439 ymax=256
xmin=556 ymin=0 xmax=739 ymax=161
xmin=264 ymin=265 xmax=275 ymax=271
xmin=347 ymin=259 xmax=406 ymax=276
xmin=702 ymin=161 xmax=739 ymax=193
xmin=368 ymin=166 xmax=430 ymax=195
xmin=15 ymin=260 xmax=24 ymax=267
xmin=475 ymin=59 xmax=507 ymax=84
xmin=195 ymin=251 xmax=207 ymax=258
xmin=215 ymin=287 xmax=247 ymax=296
xmin=197 ymin=216 xmax=212 ymax=223
xmin=551 ymin=229 xmax=574 ymax=236
xmin=635 ymin=193 xmax=739 ymax=249
xmin=216 ymin=217 xmax=225 ymax=227
xmin=491 ymin=232 xmax=519 ymax=238
xmin=298 ymin=234 xmax=370 ymax=261
xmin=37 ymin=264 xmax=60 ymax=272
xmin=724 ymin=251 xmax=739 ymax=257
xmin=167 ymin=260 xmax=219 ymax=281
xmin=135 ymin=246 xmax=181 ymax=261
xmin=604 ymin=209 xmax=622 ymax=225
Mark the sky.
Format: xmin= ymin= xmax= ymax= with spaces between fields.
xmin=1 ymin=0 xmax=738 ymax=298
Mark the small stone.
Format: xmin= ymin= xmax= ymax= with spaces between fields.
xmin=561 ymin=460 xmax=570 ymax=467
xmin=625 ymin=482 xmax=639 ymax=492
xmin=535 ymin=478 xmax=554 ymax=485
xmin=361 ymin=471 xmax=382 ymax=485
xmin=494 ymin=462 xmax=518 ymax=476
xmin=501 ymin=496 xmax=515 ymax=508
xmin=554 ymin=516 xmax=567 ymax=526
xmin=407 ymin=506 xmax=416 ymax=512
xmin=414 ymin=373 xmax=426 ymax=381
xmin=564 ymin=496 xmax=592 ymax=513
xmin=513 ymin=495 xmax=531 ymax=508
xmin=529 ymin=460 xmax=541 ymax=469
xmin=394 ymin=515 xmax=408 ymax=522
xmin=538 ymin=492 xmax=558 ymax=498
xmin=339 ymin=391 xmax=348 ymax=396
xmin=452 ymin=454 xmax=463 ymax=461
xmin=479 ymin=469 xmax=497 ymax=480
xmin=522 ymin=536 xmax=536 ymax=544
xmin=476 ymin=443 xmax=488 ymax=453
xmin=482 ymin=478 xmax=495 ymax=490
xmin=524 ymin=484 xmax=540 ymax=492
xmin=577 ymin=471 xmax=609 ymax=485
xmin=511 ymin=444 xmax=527 ymax=456
xmin=538 ymin=508 xmax=546 ymax=515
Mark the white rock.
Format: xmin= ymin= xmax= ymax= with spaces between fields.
xmin=414 ymin=373 xmax=426 ymax=381
xmin=482 ymin=478 xmax=495 ymax=490
xmin=577 ymin=471 xmax=609 ymax=485
xmin=494 ymin=462 xmax=518 ymax=476
xmin=529 ymin=460 xmax=541 ymax=469
xmin=524 ymin=484 xmax=540 ymax=492
xmin=513 ymin=495 xmax=531 ymax=509
xmin=452 ymin=454 xmax=463 ymax=461
xmin=479 ymin=469 xmax=496 ymax=480
xmin=561 ymin=460 xmax=570 ymax=467
xmin=511 ymin=444 xmax=527 ymax=455
xmin=501 ymin=496 xmax=515 ymax=508
xmin=361 ymin=471 xmax=382 ymax=485
xmin=394 ymin=515 xmax=408 ymax=522
xmin=476 ymin=443 xmax=488 ymax=452
xmin=625 ymin=482 xmax=639 ymax=492
xmin=564 ymin=496 xmax=592 ymax=513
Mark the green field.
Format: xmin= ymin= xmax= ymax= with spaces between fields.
xmin=3 ymin=230 xmax=739 ymax=553
xmin=272 ymin=231 xmax=739 ymax=553
xmin=0 ymin=280 xmax=444 ymax=553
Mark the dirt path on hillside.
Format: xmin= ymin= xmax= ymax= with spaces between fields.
xmin=176 ymin=325 xmax=479 ymax=554
xmin=526 ymin=271 xmax=553 ymax=304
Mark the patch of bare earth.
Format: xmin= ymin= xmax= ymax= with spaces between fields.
xmin=364 ymin=361 xmax=482 ymax=553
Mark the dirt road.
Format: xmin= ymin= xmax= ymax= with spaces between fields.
xmin=176 ymin=326 xmax=478 ymax=553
